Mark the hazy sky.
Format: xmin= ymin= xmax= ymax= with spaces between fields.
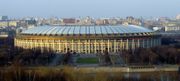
xmin=0 ymin=0 xmax=180 ymax=18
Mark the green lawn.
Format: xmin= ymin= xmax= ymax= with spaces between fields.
xmin=76 ymin=57 xmax=99 ymax=64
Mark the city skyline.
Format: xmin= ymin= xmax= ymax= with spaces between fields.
xmin=0 ymin=0 xmax=180 ymax=18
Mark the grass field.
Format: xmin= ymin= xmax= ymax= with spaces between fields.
xmin=76 ymin=57 xmax=99 ymax=64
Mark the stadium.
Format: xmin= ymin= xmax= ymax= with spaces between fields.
xmin=15 ymin=25 xmax=161 ymax=54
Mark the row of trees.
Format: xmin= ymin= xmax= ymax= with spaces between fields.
xmin=0 ymin=43 xmax=180 ymax=66
xmin=0 ymin=45 xmax=75 ymax=66
xmin=121 ymin=45 xmax=180 ymax=65
xmin=62 ymin=48 xmax=73 ymax=65
xmin=0 ymin=66 xmax=179 ymax=81
xmin=0 ymin=45 xmax=57 ymax=66
xmin=0 ymin=45 xmax=13 ymax=66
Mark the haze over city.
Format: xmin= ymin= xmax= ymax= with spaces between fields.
xmin=0 ymin=0 xmax=180 ymax=18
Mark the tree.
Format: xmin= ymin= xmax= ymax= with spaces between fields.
xmin=147 ymin=49 xmax=158 ymax=64
xmin=104 ymin=48 xmax=112 ymax=65
xmin=62 ymin=48 xmax=71 ymax=65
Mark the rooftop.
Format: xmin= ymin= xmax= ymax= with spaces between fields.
xmin=21 ymin=25 xmax=153 ymax=35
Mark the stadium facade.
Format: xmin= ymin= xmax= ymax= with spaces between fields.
xmin=15 ymin=25 xmax=161 ymax=54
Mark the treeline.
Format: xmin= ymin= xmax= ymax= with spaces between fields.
xmin=0 ymin=66 xmax=179 ymax=81
xmin=0 ymin=45 xmax=56 ymax=66
xmin=0 ymin=45 xmax=73 ymax=66
xmin=0 ymin=44 xmax=180 ymax=66
xmin=121 ymin=45 xmax=180 ymax=65
xmin=13 ymin=48 xmax=56 ymax=66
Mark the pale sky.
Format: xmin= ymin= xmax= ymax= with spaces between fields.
xmin=0 ymin=0 xmax=180 ymax=18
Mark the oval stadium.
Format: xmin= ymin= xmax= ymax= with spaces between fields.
xmin=15 ymin=25 xmax=161 ymax=54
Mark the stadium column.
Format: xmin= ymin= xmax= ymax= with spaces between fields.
xmin=20 ymin=40 xmax=23 ymax=48
xmin=45 ymin=40 xmax=48 ymax=51
xmin=132 ymin=39 xmax=134 ymax=50
xmin=17 ymin=40 xmax=19 ymax=47
xmin=21 ymin=40 xmax=23 ymax=48
xmin=29 ymin=40 xmax=31 ymax=49
xmin=27 ymin=40 xmax=29 ymax=49
xmin=22 ymin=40 xmax=23 ymax=48
xmin=15 ymin=39 xmax=17 ymax=47
xmin=23 ymin=40 xmax=25 ymax=48
xmin=30 ymin=39 xmax=33 ymax=49
xmin=58 ymin=40 xmax=61 ymax=53
xmin=117 ymin=40 xmax=119 ymax=52
xmin=40 ymin=39 xmax=43 ymax=53
xmin=31 ymin=40 xmax=33 ymax=49
xmin=95 ymin=40 xmax=97 ymax=54
xmin=152 ymin=38 xmax=155 ymax=47
xmin=36 ymin=40 xmax=38 ymax=49
xmin=38 ymin=40 xmax=40 ymax=49
xmin=19 ymin=40 xmax=20 ymax=47
xmin=34 ymin=40 xmax=36 ymax=48
xmin=101 ymin=40 xmax=103 ymax=53
xmin=20 ymin=40 xmax=23 ymax=46
xmin=149 ymin=38 xmax=151 ymax=47
xmin=20 ymin=40 xmax=22 ymax=48
xmin=66 ymin=40 xmax=68 ymax=53
xmin=44 ymin=40 xmax=46 ymax=52
xmin=78 ymin=40 xmax=80 ymax=53
xmin=14 ymin=39 xmax=16 ymax=47
xmin=22 ymin=40 xmax=24 ymax=48
xmin=14 ymin=39 xmax=16 ymax=46
xmin=53 ymin=40 xmax=55 ymax=52
xmin=34 ymin=40 xmax=37 ymax=48
xmin=16 ymin=39 xmax=17 ymax=47
xmin=114 ymin=39 xmax=116 ymax=53
xmin=18 ymin=40 xmax=21 ymax=46
xmin=21 ymin=40 xmax=25 ymax=48
xmin=120 ymin=39 xmax=123 ymax=50
xmin=156 ymin=38 xmax=159 ymax=46
xmin=150 ymin=38 xmax=153 ymax=47
xmin=23 ymin=40 xmax=24 ymax=48
xmin=98 ymin=40 xmax=100 ymax=53
xmin=88 ymin=40 xmax=91 ymax=54
xmin=24 ymin=40 xmax=26 ymax=49
xmin=108 ymin=39 xmax=110 ymax=53
xmin=48 ymin=40 xmax=50 ymax=52
xmin=17 ymin=40 xmax=20 ymax=46
xmin=25 ymin=40 xmax=27 ymax=48
xmin=154 ymin=38 xmax=157 ymax=46
xmin=146 ymin=39 xmax=148 ymax=48
xmin=143 ymin=39 xmax=145 ymax=48
xmin=137 ymin=39 xmax=140 ymax=48
xmin=155 ymin=38 xmax=158 ymax=46
xmin=19 ymin=40 xmax=21 ymax=47
xmin=158 ymin=38 xmax=161 ymax=45
xmin=72 ymin=40 xmax=74 ymax=52
xmin=20 ymin=40 xmax=21 ymax=47
xmin=126 ymin=39 xmax=129 ymax=50
xmin=85 ymin=40 xmax=87 ymax=54
xmin=146 ymin=38 xmax=150 ymax=48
